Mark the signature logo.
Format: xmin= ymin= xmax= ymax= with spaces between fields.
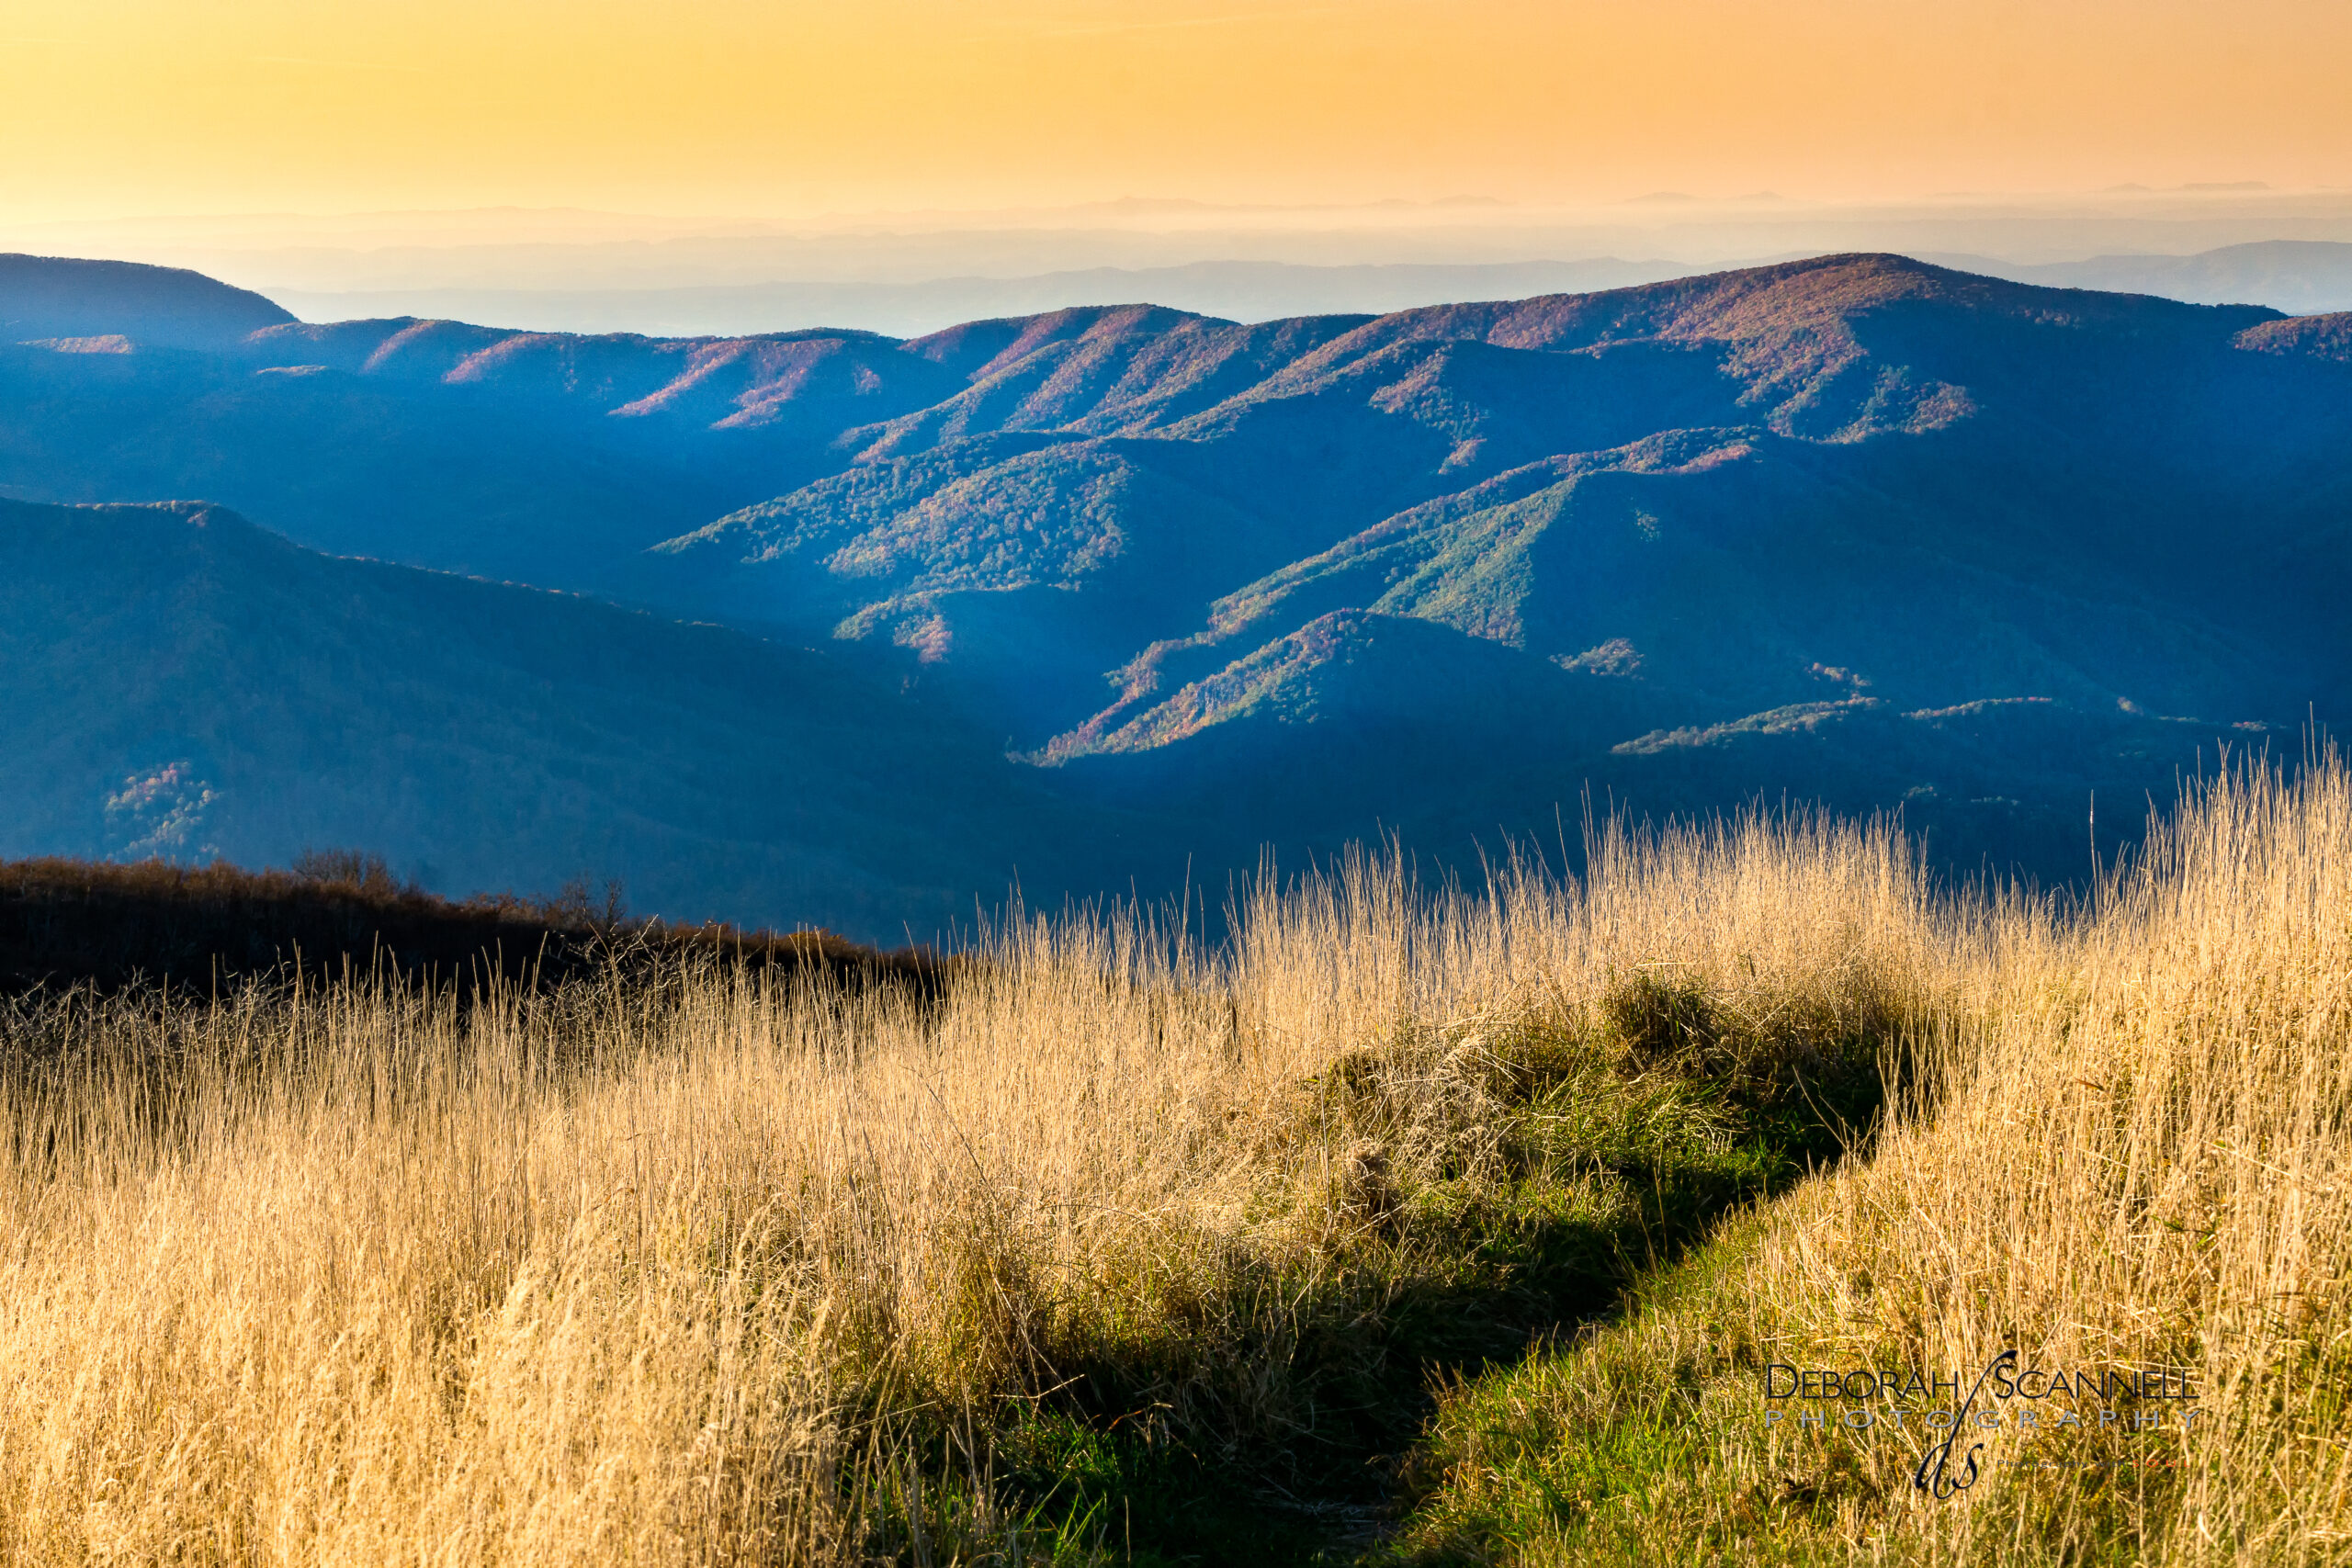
xmin=1914 ymin=1349 xmax=2018 ymax=1501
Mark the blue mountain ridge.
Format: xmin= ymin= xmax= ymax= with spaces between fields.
xmin=3 ymin=252 xmax=2343 ymax=930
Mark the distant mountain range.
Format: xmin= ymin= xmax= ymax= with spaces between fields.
xmin=264 ymin=260 xmax=1707 ymax=340
xmin=3 ymin=249 xmax=2345 ymax=935
xmin=1941 ymin=240 xmax=2352 ymax=317
xmin=254 ymin=240 xmax=2352 ymax=338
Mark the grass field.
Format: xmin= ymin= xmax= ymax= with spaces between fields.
xmin=1 ymin=757 xmax=2345 ymax=1564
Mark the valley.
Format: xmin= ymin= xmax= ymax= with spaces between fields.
xmin=3 ymin=249 xmax=2346 ymax=931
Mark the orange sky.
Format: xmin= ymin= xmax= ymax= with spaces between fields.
xmin=2 ymin=0 xmax=2347 ymax=222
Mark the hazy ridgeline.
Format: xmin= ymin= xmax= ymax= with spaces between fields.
xmin=13 ymin=254 xmax=2352 ymax=926
xmin=0 ymin=762 xmax=2345 ymax=1563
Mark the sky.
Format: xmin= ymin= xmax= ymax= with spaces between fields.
xmin=2 ymin=0 xmax=2349 ymax=225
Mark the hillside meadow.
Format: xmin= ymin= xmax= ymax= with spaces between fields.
xmin=0 ymin=758 xmax=2346 ymax=1564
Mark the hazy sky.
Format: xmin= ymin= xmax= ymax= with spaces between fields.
xmin=3 ymin=0 xmax=2347 ymax=222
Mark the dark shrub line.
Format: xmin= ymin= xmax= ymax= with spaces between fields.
xmin=0 ymin=852 xmax=944 ymax=1000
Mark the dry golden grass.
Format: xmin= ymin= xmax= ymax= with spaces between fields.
xmin=1392 ymin=759 xmax=2352 ymax=1565
xmin=1 ymin=761 xmax=2345 ymax=1563
xmin=1777 ymin=754 xmax=2352 ymax=1562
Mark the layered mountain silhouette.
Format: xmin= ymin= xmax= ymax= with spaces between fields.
xmin=1951 ymin=240 xmax=2352 ymax=318
xmin=0 ymin=497 xmax=1132 ymax=936
xmin=5 ymin=251 xmax=2344 ymax=926
xmin=266 ymin=241 xmax=2352 ymax=339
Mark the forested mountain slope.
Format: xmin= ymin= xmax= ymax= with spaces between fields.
xmin=0 ymin=498 xmax=1126 ymax=938
xmin=0 ymin=253 xmax=293 ymax=350
xmin=5 ymin=253 xmax=2343 ymax=905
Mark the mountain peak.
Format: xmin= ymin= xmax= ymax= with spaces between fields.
xmin=0 ymin=254 xmax=294 ymax=351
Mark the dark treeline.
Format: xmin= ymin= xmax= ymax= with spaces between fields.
xmin=0 ymin=852 xmax=943 ymax=1000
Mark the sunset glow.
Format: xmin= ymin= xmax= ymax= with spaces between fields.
xmin=3 ymin=0 xmax=2347 ymax=222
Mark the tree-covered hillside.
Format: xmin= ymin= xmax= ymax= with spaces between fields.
xmin=3 ymin=253 xmax=2344 ymax=918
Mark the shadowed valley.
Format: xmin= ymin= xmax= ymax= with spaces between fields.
xmin=4 ymin=251 xmax=2346 ymax=926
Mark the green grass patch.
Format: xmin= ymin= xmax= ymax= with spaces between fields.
xmin=861 ymin=974 xmax=1898 ymax=1563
